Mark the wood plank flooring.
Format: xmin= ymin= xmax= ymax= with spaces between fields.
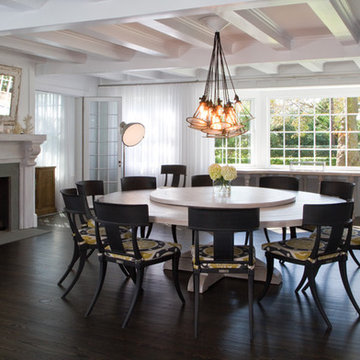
xmin=0 ymin=223 xmax=360 ymax=359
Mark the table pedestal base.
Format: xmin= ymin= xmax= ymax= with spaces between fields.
xmin=164 ymin=251 xmax=282 ymax=293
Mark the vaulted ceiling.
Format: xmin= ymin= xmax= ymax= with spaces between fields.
xmin=2 ymin=0 xmax=360 ymax=86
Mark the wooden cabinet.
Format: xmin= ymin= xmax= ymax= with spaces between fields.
xmin=35 ymin=166 xmax=57 ymax=216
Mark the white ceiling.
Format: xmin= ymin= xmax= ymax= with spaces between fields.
xmin=2 ymin=0 xmax=360 ymax=86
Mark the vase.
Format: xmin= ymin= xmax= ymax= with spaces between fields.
xmin=213 ymin=179 xmax=231 ymax=196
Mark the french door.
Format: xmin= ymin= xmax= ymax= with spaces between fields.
xmin=83 ymin=97 xmax=122 ymax=193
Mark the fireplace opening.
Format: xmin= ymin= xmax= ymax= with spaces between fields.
xmin=0 ymin=177 xmax=10 ymax=231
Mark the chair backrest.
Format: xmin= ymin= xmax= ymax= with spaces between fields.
xmin=60 ymin=188 xmax=89 ymax=237
xmin=76 ymin=180 xmax=105 ymax=218
xmin=320 ymin=180 xmax=355 ymax=201
xmin=76 ymin=180 xmax=104 ymax=199
xmin=94 ymin=201 xmax=149 ymax=259
xmin=191 ymin=174 xmax=213 ymax=187
xmin=121 ymin=176 xmax=157 ymax=191
xmin=259 ymin=176 xmax=299 ymax=191
xmin=161 ymin=165 xmax=187 ymax=187
xmin=303 ymin=202 xmax=353 ymax=256
xmin=188 ymin=207 xmax=259 ymax=263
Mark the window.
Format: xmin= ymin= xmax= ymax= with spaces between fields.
xmin=214 ymin=99 xmax=253 ymax=165
xmin=269 ymin=97 xmax=360 ymax=167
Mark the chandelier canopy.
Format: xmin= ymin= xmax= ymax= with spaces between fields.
xmin=186 ymin=32 xmax=254 ymax=138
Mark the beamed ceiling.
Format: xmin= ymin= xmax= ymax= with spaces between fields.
xmin=2 ymin=0 xmax=360 ymax=86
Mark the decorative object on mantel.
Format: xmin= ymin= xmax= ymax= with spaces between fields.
xmin=10 ymin=114 xmax=33 ymax=134
xmin=208 ymin=163 xmax=237 ymax=195
xmin=186 ymin=32 xmax=254 ymax=138
xmin=23 ymin=115 xmax=34 ymax=134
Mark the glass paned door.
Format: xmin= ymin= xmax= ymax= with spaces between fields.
xmin=84 ymin=98 xmax=122 ymax=193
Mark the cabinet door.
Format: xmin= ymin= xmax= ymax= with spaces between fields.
xmin=84 ymin=97 xmax=122 ymax=193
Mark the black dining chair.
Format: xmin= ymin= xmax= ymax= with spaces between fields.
xmin=121 ymin=176 xmax=157 ymax=238
xmin=161 ymin=165 xmax=187 ymax=243
xmin=58 ymin=188 xmax=104 ymax=298
xmin=191 ymin=174 xmax=213 ymax=187
xmin=307 ymin=180 xmax=360 ymax=268
xmin=259 ymin=176 xmax=299 ymax=242
xmin=259 ymin=202 xmax=360 ymax=330
xmin=188 ymin=206 xmax=259 ymax=341
xmin=85 ymin=201 xmax=185 ymax=328
xmin=76 ymin=180 xmax=105 ymax=220
xmin=161 ymin=164 xmax=187 ymax=187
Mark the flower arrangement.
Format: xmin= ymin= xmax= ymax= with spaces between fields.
xmin=208 ymin=164 xmax=237 ymax=194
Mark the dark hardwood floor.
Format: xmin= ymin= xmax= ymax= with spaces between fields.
xmin=1 ymin=222 xmax=360 ymax=360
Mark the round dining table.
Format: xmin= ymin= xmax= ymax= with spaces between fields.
xmin=98 ymin=186 xmax=344 ymax=292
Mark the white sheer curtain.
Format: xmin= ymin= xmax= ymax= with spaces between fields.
xmin=35 ymin=91 xmax=76 ymax=209
xmin=99 ymin=82 xmax=213 ymax=185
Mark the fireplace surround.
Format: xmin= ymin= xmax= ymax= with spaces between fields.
xmin=0 ymin=134 xmax=46 ymax=230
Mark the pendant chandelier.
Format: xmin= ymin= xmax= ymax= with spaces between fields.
xmin=186 ymin=32 xmax=254 ymax=138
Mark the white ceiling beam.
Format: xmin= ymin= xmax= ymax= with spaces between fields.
xmin=217 ymin=9 xmax=291 ymax=49
xmin=34 ymin=36 xmax=360 ymax=76
xmin=141 ymin=18 xmax=213 ymax=48
xmin=20 ymin=30 xmax=135 ymax=61
xmin=0 ymin=0 xmax=48 ymax=10
xmin=0 ymin=0 xmax=255 ymax=34
xmin=298 ymin=60 xmax=325 ymax=72
xmin=308 ymin=0 xmax=360 ymax=44
xmin=250 ymin=63 xmax=279 ymax=74
xmin=0 ymin=36 xmax=86 ymax=63
xmin=77 ymin=24 xmax=187 ymax=57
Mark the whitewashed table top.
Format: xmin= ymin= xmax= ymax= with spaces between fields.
xmin=98 ymin=187 xmax=344 ymax=228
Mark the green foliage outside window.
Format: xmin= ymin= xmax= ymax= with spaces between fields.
xmin=270 ymin=97 xmax=360 ymax=167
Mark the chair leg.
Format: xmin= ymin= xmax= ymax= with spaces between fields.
xmin=140 ymin=226 xmax=146 ymax=238
xmin=306 ymin=265 xmax=332 ymax=329
xmin=194 ymin=271 xmax=200 ymax=339
xmin=172 ymin=252 xmax=185 ymax=303
xmin=85 ymin=256 xmax=107 ymax=317
xmin=171 ymin=225 xmax=178 ymax=243
xmin=349 ymin=249 xmax=360 ymax=268
xmin=290 ymin=226 xmax=297 ymax=238
xmin=248 ymin=268 xmax=254 ymax=342
xmin=282 ymin=227 xmax=287 ymax=241
xmin=86 ymin=248 xmax=95 ymax=259
xmin=295 ymin=269 xmax=307 ymax=293
xmin=339 ymin=261 xmax=360 ymax=315
xmin=126 ymin=266 xmax=137 ymax=284
xmin=245 ymin=231 xmax=249 ymax=246
xmin=263 ymin=228 xmax=271 ymax=243
xmin=258 ymin=253 xmax=274 ymax=301
xmin=145 ymin=223 xmax=153 ymax=238
xmin=57 ymin=243 xmax=79 ymax=285
xmin=61 ymin=249 xmax=87 ymax=299
xmin=122 ymin=267 xmax=144 ymax=328
xmin=118 ymin=263 xmax=130 ymax=278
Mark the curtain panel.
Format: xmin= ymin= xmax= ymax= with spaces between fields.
xmin=35 ymin=91 xmax=76 ymax=209
xmin=99 ymin=82 xmax=214 ymax=185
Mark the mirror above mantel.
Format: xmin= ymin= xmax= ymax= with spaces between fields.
xmin=0 ymin=64 xmax=22 ymax=127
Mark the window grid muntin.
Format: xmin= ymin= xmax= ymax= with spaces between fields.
xmin=269 ymin=97 xmax=360 ymax=167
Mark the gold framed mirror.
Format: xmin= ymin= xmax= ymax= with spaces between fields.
xmin=0 ymin=64 xmax=22 ymax=126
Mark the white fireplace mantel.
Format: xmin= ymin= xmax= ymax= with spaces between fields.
xmin=0 ymin=134 xmax=47 ymax=229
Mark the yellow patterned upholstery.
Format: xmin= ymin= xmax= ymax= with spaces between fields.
xmin=262 ymin=237 xmax=344 ymax=263
xmin=104 ymin=239 xmax=181 ymax=262
xmin=310 ymin=226 xmax=360 ymax=246
xmin=191 ymin=244 xmax=255 ymax=270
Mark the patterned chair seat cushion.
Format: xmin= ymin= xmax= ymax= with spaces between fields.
xmin=104 ymin=239 xmax=181 ymax=262
xmin=191 ymin=244 xmax=255 ymax=270
xmin=262 ymin=237 xmax=343 ymax=263
xmin=310 ymin=226 xmax=360 ymax=246
xmin=78 ymin=221 xmax=132 ymax=246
